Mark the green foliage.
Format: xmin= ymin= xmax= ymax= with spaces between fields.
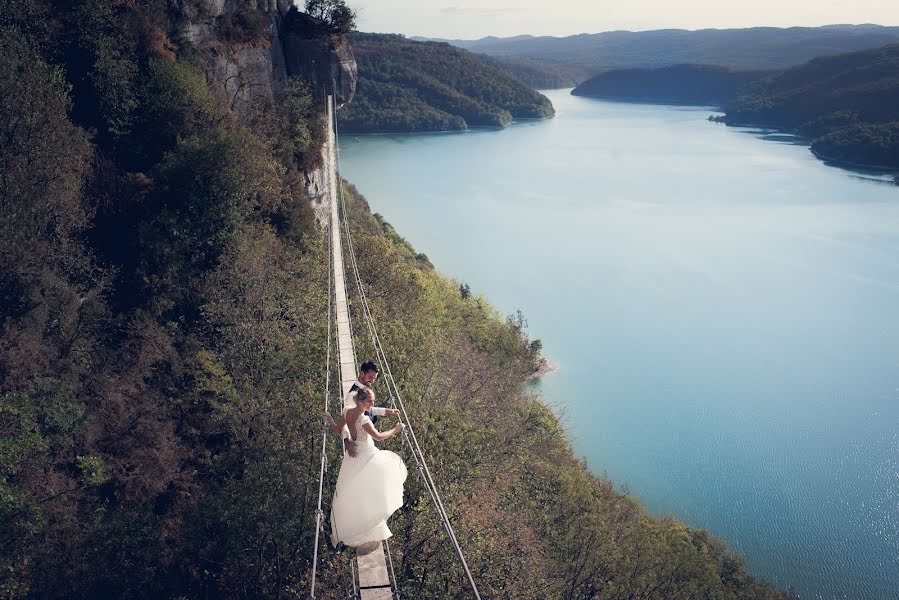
xmin=811 ymin=121 xmax=899 ymax=167
xmin=0 ymin=3 xmax=328 ymax=597
xmin=75 ymin=455 xmax=109 ymax=486
xmin=339 ymin=33 xmax=555 ymax=133
xmin=136 ymin=58 xmax=222 ymax=164
xmin=284 ymin=78 xmax=328 ymax=170
xmin=140 ymin=129 xmax=282 ymax=300
xmin=0 ymin=382 xmax=83 ymax=476
xmin=1 ymin=381 xmax=84 ymax=567
xmin=216 ymin=5 xmax=271 ymax=44
xmin=0 ymin=26 xmax=93 ymax=273
xmin=68 ymin=0 xmax=141 ymax=142
xmin=305 ymin=0 xmax=356 ymax=35
xmin=0 ymin=0 xmax=55 ymax=48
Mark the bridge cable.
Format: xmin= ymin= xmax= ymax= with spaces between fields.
xmin=311 ymin=90 xmax=362 ymax=600
xmin=333 ymin=102 xmax=483 ymax=600
xmin=309 ymin=157 xmax=334 ymax=598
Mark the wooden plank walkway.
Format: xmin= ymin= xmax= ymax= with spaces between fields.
xmin=326 ymin=96 xmax=393 ymax=600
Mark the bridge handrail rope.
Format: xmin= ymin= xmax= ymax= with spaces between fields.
xmin=383 ymin=538 xmax=399 ymax=599
xmin=311 ymin=92 xmax=363 ymax=600
xmin=335 ymin=170 xmax=445 ymax=567
xmin=333 ymin=103 xmax=483 ymax=600
xmin=337 ymin=199 xmax=480 ymax=598
xmin=327 ymin=94 xmax=399 ymax=600
xmin=329 ymin=98 xmax=362 ymax=598
xmin=326 ymin=91 xmax=393 ymax=600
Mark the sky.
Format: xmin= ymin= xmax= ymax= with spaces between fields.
xmin=347 ymin=0 xmax=899 ymax=39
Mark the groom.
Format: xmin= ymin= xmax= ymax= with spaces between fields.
xmin=341 ymin=361 xmax=399 ymax=457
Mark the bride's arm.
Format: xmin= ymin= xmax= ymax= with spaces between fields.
xmin=325 ymin=412 xmax=346 ymax=435
xmin=363 ymin=420 xmax=405 ymax=442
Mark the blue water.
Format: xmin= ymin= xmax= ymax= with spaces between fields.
xmin=338 ymin=89 xmax=899 ymax=599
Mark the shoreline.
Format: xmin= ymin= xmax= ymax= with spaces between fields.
xmin=526 ymin=357 xmax=559 ymax=382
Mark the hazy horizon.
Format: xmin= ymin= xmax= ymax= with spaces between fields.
xmin=404 ymin=22 xmax=896 ymax=42
xmin=349 ymin=0 xmax=899 ymax=40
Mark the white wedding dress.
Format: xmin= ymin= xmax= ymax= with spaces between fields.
xmin=330 ymin=412 xmax=407 ymax=547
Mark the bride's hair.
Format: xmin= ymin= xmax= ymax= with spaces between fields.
xmin=356 ymin=387 xmax=373 ymax=403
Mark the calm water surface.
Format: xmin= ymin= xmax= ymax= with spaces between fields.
xmin=339 ymin=89 xmax=899 ymax=599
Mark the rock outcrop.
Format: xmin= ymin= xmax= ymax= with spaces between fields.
xmin=179 ymin=0 xmax=356 ymax=112
xmin=281 ymin=10 xmax=357 ymax=106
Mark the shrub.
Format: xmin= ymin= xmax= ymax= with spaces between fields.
xmin=137 ymin=58 xmax=222 ymax=165
xmin=140 ymin=129 xmax=281 ymax=301
xmin=0 ymin=26 xmax=92 ymax=273
xmin=216 ymin=6 xmax=271 ymax=44
xmin=283 ymin=78 xmax=327 ymax=170
xmin=305 ymin=0 xmax=356 ymax=34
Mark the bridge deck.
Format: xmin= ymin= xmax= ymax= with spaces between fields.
xmin=326 ymin=96 xmax=393 ymax=600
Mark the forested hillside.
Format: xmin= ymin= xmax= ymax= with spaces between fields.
xmin=338 ymin=33 xmax=554 ymax=133
xmin=3 ymin=0 xmax=790 ymax=597
xmin=1 ymin=0 xmax=331 ymax=595
xmin=475 ymin=53 xmax=588 ymax=88
xmin=572 ymin=64 xmax=772 ymax=106
xmin=724 ymin=43 xmax=899 ymax=167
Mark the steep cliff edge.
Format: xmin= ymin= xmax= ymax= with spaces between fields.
xmin=173 ymin=0 xmax=356 ymax=214
xmin=178 ymin=0 xmax=356 ymax=112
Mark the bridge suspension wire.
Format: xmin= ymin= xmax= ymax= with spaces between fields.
xmin=332 ymin=102 xmax=483 ymax=600
xmin=326 ymin=90 xmax=394 ymax=600
xmin=310 ymin=91 xmax=363 ymax=600
xmin=309 ymin=168 xmax=334 ymax=598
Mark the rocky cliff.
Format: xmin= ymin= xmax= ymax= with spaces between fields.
xmin=178 ymin=0 xmax=356 ymax=112
xmin=175 ymin=0 xmax=356 ymax=216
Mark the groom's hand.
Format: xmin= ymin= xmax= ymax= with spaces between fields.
xmin=343 ymin=438 xmax=357 ymax=457
xmin=386 ymin=408 xmax=400 ymax=416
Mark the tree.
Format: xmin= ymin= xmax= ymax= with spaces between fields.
xmin=305 ymin=0 xmax=356 ymax=34
xmin=0 ymin=26 xmax=92 ymax=273
xmin=282 ymin=78 xmax=326 ymax=170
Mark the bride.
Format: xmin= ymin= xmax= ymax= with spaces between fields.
xmin=326 ymin=387 xmax=407 ymax=547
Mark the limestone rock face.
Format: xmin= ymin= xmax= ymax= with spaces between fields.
xmin=179 ymin=1 xmax=356 ymax=112
xmin=282 ymin=11 xmax=357 ymax=106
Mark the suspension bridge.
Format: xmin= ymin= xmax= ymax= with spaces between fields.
xmin=308 ymin=95 xmax=482 ymax=599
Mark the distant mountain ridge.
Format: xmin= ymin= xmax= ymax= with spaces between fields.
xmin=339 ymin=33 xmax=554 ymax=133
xmin=433 ymin=25 xmax=899 ymax=82
xmin=476 ymin=54 xmax=587 ymax=88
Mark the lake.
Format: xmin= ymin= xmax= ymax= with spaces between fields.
xmin=338 ymin=89 xmax=899 ymax=599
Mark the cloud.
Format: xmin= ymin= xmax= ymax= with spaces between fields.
xmin=441 ymin=5 xmax=524 ymax=17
